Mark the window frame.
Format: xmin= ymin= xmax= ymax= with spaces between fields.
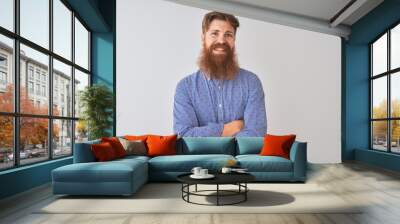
xmin=0 ymin=0 xmax=92 ymax=171
xmin=370 ymin=20 xmax=400 ymax=154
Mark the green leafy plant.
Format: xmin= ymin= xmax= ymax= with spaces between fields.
xmin=79 ymin=84 xmax=113 ymax=140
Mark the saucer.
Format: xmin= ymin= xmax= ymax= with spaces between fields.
xmin=190 ymin=174 xmax=215 ymax=179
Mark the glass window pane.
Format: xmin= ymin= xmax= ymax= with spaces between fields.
xmin=53 ymin=0 xmax=72 ymax=60
xmin=20 ymin=0 xmax=49 ymax=49
xmin=392 ymin=24 xmax=400 ymax=70
xmin=0 ymin=0 xmax=14 ymax=31
xmin=20 ymin=44 xmax=49 ymax=115
xmin=74 ymin=69 xmax=89 ymax=118
xmin=75 ymin=17 xmax=89 ymax=70
xmin=391 ymin=120 xmax=400 ymax=153
xmin=391 ymin=72 xmax=400 ymax=117
xmin=53 ymin=119 xmax=72 ymax=157
xmin=53 ymin=59 xmax=72 ymax=117
xmin=75 ymin=120 xmax=88 ymax=143
xmin=0 ymin=34 xmax=14 ymax=112
xmin=372 ymin=77 xmax=387 ymax=119
xmin=372 ymin=121 xmax=388 ymax=151
xmin=372 ymin=33 xmax=387 ymax=76
xmin=20 ymin=117 xmax=49 ymax=165
xmin=0 ymin=116 xmax=14 ymax=170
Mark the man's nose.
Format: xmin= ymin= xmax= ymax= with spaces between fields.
xmin=217 ymin=35 xmax=226 ymax=43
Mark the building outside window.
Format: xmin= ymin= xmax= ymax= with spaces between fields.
xmin=0 ymin=54 xmax=7 ymax=90
xmin=0 ymin=54 xmax=7 ymax=67
xmin=35 ymin=70 xmax=40 ymax=81
xmin=28 ymin=66 xmax=34 ymax=80
xmin=28 ymin=81 xmax=34 ymax=94
xmin=0 ymin=71 xmax=6 ymax=84
xmin=41 ymin=73 xmax=46 ymax=83
xmin=42 ymin=85 xmax=46 ymax=97
xmin=36 ymin=83 xmax=40 ymax=95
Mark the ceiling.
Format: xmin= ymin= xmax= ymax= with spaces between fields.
xmin=225 ymin=0 xmax=383 ymax=26
xmin=166 ymin=0 xmax=384 ymax=38
xmin=226 ymin=0 xmax=353 ymax=25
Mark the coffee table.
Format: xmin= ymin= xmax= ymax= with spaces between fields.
xmin=177 ymin=172 xmax=255 ymax=206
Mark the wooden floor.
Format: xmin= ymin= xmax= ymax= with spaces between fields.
xmin=1 ymin=162 xmax=400 ymax=224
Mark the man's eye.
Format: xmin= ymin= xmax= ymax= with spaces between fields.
xmin=211 ymin=33 xmax=217 ymax=37
xmin=225 ymin=33 xmax=233 ymax=38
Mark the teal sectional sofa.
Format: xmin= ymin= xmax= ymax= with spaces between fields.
xmin=52 ymin=137 xmax=307 ymax=196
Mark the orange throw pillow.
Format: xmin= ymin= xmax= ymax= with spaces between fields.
xmin=91 ymin=142 xmax=117 ymax=161
xmin=259 ymin=134 xmax=296 ymax=159
xmin=124 ymin=135 xmax=149 ymax=142
xmin=101 ymin=137 xmax=127 ymax=158
xmin=146 ymin=135 xmax=177 ymax=157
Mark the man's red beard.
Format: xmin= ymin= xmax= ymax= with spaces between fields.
xmin=198 ymin=42 xmax=239 ymax=80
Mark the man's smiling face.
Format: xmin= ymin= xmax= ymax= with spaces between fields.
xmin=202 ymin=19 xmax=236 ymax=58
xmin=198 ymin=13 xmax=240 ymax=80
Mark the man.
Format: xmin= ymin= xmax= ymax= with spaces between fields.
xmin=173 ymin=11 xmax=267 ymax=137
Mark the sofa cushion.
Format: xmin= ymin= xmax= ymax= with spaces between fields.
xmin=148 ymin=154 xmax=235 ymax=172
xmin=260 ymin=134 xmax=296 ymax=159
xmin=118 ymin=138 xmax=148 ymax=156
xmin=116 ymin=155 xmax=150 ymax=163
xmin=124 ymin=135 xmax=149 ymax=142
xmin=53 ymin=158 xmax=148 ymax=183
xmin=236 ymin=155 xmax=293 ymax=172
xmin=236 ymin=137 xmax=263 ymax=155
xmin=178 ymin=137 xmax=235 ymax=155
xmin=101 ymin=137 xmax=127 ymax=158
xmin=91 ymin=142 xmax=118 ymax=161
xmin=147 ymin=135 xmax=177 ymax=157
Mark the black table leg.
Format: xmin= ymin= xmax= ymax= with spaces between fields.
xmin=217 ymin=184 xmax=219 ymax=206
xmin=181 ymin=184 xmax=183 ymax=199
xmin=187 ymin=184 xmax=190 ymax=202
xmin=195 ymin=184 xmax=197 ymax=192
xmin=245 ymin=183 xmax=247 ymax=201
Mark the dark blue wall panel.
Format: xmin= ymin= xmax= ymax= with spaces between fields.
xmin=0 ymin=158 xmax=72 ymax=199
xmin=91 ymin=32 xmax=114 ymax=135
xmin=343 ymin=44 xmax=370 ymax=160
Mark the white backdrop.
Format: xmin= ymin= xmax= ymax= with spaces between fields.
xmin=116 ymin=0 xmax=341 ymax=163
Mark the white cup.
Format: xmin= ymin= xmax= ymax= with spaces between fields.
xmin=200 ymin=169 xmax=208 ymax=176
xmin=221 ymin=167 xmax=232 ymax=174
xmin=191 ymin=167 xmax=202 ymax=176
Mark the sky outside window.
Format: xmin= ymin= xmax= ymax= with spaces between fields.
xmin=53 ymin=0 xmax=72 ymax=60
xmin=74 ymin=18 xmax=89 ymax=70
xmin=0 ymin=0 xmax=14 ymax=31
xmin=20 ymin=0 xmax=49 ymax=49
xmin=372 ymin=33 xmax=387 ymax=76
xmin=391 ymin=24 xmax=400 ymax=70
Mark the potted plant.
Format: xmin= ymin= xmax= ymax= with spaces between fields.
xmin=79 ymin=84 xmax=113 ymax=140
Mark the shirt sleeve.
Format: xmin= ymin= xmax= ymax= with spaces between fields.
xmin=235 ymin=74 xmax=267 ymax=137
xmin=173 ymin=79 xmax=224 ymax=137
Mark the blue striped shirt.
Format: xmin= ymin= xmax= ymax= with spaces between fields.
xmin=173 ymin=69 xmax=267 ymax=137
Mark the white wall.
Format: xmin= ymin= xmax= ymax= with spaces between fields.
xmin=117 ymin=0 xmax=341 ymax=163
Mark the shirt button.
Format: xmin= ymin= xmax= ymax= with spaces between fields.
xmin=218 ymin=104 xmax=222 ymax=108
xmin=218 ymin=85 xmax=221 ymax=89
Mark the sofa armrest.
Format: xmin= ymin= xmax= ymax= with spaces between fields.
xmin=289 ymin=141 xmax=307 ymax=181
xmin=73 ymin=140 xmax=100 ymax=163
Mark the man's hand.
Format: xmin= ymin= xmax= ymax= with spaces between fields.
xmin=222 ymin=120 xmax=244 ymax=137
